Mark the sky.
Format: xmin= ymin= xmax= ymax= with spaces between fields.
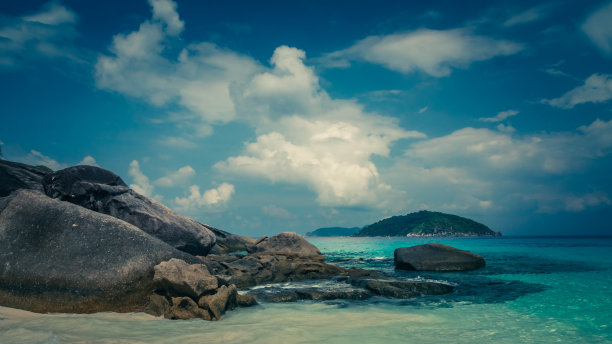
xmin=1 ymin=0 xmax=612 ymax=236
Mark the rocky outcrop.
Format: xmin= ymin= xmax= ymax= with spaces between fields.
xmin=42 ymin=165 xmax=215 ymax=255
xmin=0 ymin=189 xmax=199 ymax=314
xmin=148 ymin=259 xmax=250 ymax=321
xmin=394 ymin=243 xmax=486 ymax=271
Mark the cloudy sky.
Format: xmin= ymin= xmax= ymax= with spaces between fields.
xmin=1 ymin=0 xmax=612 ymax=236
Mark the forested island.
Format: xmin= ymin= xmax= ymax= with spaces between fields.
xmin=354 ymin=211 xmax=501 ymax=237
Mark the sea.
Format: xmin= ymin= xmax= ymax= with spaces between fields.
xmin=1 ymin=236 xmax=611 ymax=344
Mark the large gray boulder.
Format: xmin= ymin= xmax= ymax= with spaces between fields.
xmin=42 ymin=165 xmax=215 ymax=255
xmin=394 ymin=243 xmax=486 ymax=271
xmin=0 ymin=189 xmax=200 ymax=314
xmin=250 ymin=232 xmax=323 ymax=258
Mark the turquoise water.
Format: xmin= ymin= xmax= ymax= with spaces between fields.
xmin=1 ymin=236 xmax=611 ymax=343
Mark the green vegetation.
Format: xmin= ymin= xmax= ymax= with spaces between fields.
xmin=306 ymin=227 xmax=360 ymax=237
xmin=355 ymin=210 xmax=500 ymax=237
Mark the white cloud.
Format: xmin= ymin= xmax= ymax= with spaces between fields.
xmin=496 ymin=123 xmax=516 ymax=133
xmin=504 ymin=5 xmax=549 ymax=27
xmin=322 ymin=29 xmax=522 ymax=77
xmin=0 ymin=2 xmax=79 ymax=68
xmin=262 ymin=204 xmax=294 ymax=219
xmin=174 ymin=183 xmax=235 ymax=213
xmin=78 ymin=155 xmax=98 ymax=166
xmin=95 ymin=0 xmax=260 ymax=126
xmin=217 ymin=46 xmax=425 ymax=208
xmin=479 ymin=109 xmax=519 ymax=122
xmin=582 ymin=1 xmax=612 ymax=55
xmin=128 ymin=160 xmax=154 ymax=197
xmin=542 ymin=74 xmax=612 ymax=108
xmin=385 ymin=118 xmax=612 ymax=214
xmin=154 ymin=165 xmax=195 ymax=187
xmin=149 ymin=0 xmax=184 ymax=36
xmin=20 ymin=150 xmax=65 ymax=170
xmin=418 ymin=106 xmax=429 ymax=114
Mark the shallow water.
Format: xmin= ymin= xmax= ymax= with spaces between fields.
xmin=1 ymin=236 xmax=611 ymax=343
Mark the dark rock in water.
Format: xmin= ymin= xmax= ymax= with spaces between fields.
xmin=42 ymin=165 xmax=215 ymax=255
xmin=249 ymin=232 xmax=323 ymax=258
xmin=153 ymin=258 xmax=218 ymax=299
xmin=394 ymin=243 xmax=486 ymax=271
xmin=0 ymin=189 xmax=199 ymax=314
xmin=0 ymin=159 xmax=49 ymax=197
xmin=248 ymin=287 xmax=372 ymax=302
xmin=352 ymin=279 xmax=454 ymax=298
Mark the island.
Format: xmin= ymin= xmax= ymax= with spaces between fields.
xmin=306 ymin=227 xmax=360 ymax=237
xmin=354 ymin=210 xmax=501 ymax=237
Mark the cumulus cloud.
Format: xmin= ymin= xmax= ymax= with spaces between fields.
xmin=174 ymin=183 xmax=235 ymax=213
xmin=479 ymin=109 xmax=519 ymax=122
xmin=78 ymin=155 xmax=98 ymax=166
xmin=386 ymin=118 xmax=612 ymax=213
xmin=322 ymin=29 xmax=522 ymax=77
xmin=154 ymin=165 xmax=195 ymax=187
xmin=582 ymin=1 xmax=612 ymax=55
xmin=128 ymin=160 xmax=154 ymax=197
xmin=217 ymin=46 xmax=424 ymax=208
xmin=95 ymin=0 xmax=260 ymax=125
xmin=0 ymin=2 xmax=79 ymax=68
xmin=542 ymin=74 xmax=612 ymax=108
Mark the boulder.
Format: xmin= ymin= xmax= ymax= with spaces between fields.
xmin=250 ymin=232 xmax=323 ymax=258
xmin=42 ymin=165 xmax=215 ymax=255
xmin=0 ymin=189 xmax=200 ymax=314
xmin=153 ymin=259 xmax=218 ymax=299
xmin=394 ymin=243 xmax=486 ymax=271
xmin=0 ymin=159 xmax=48 ymax=197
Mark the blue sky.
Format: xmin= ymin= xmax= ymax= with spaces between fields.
xmin=1 ymin=0 xmax=612 ymax=236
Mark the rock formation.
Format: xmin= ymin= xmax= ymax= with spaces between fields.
xmin=0 ymin=159 xmax=459 ymax=321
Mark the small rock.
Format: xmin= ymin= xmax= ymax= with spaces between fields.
xmin=394 ymin=243 xmax=486 ymax=271
xmin=153 ymin=259 xmax=218 ymax=299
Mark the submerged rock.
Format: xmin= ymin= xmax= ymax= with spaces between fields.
xmin=0 ymin=189 xmax=199 ymax=314
xmin=394 ymin=243 xmax=486 ymax=271
xmin=42 ymin=165 xmax=215 ymax=255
